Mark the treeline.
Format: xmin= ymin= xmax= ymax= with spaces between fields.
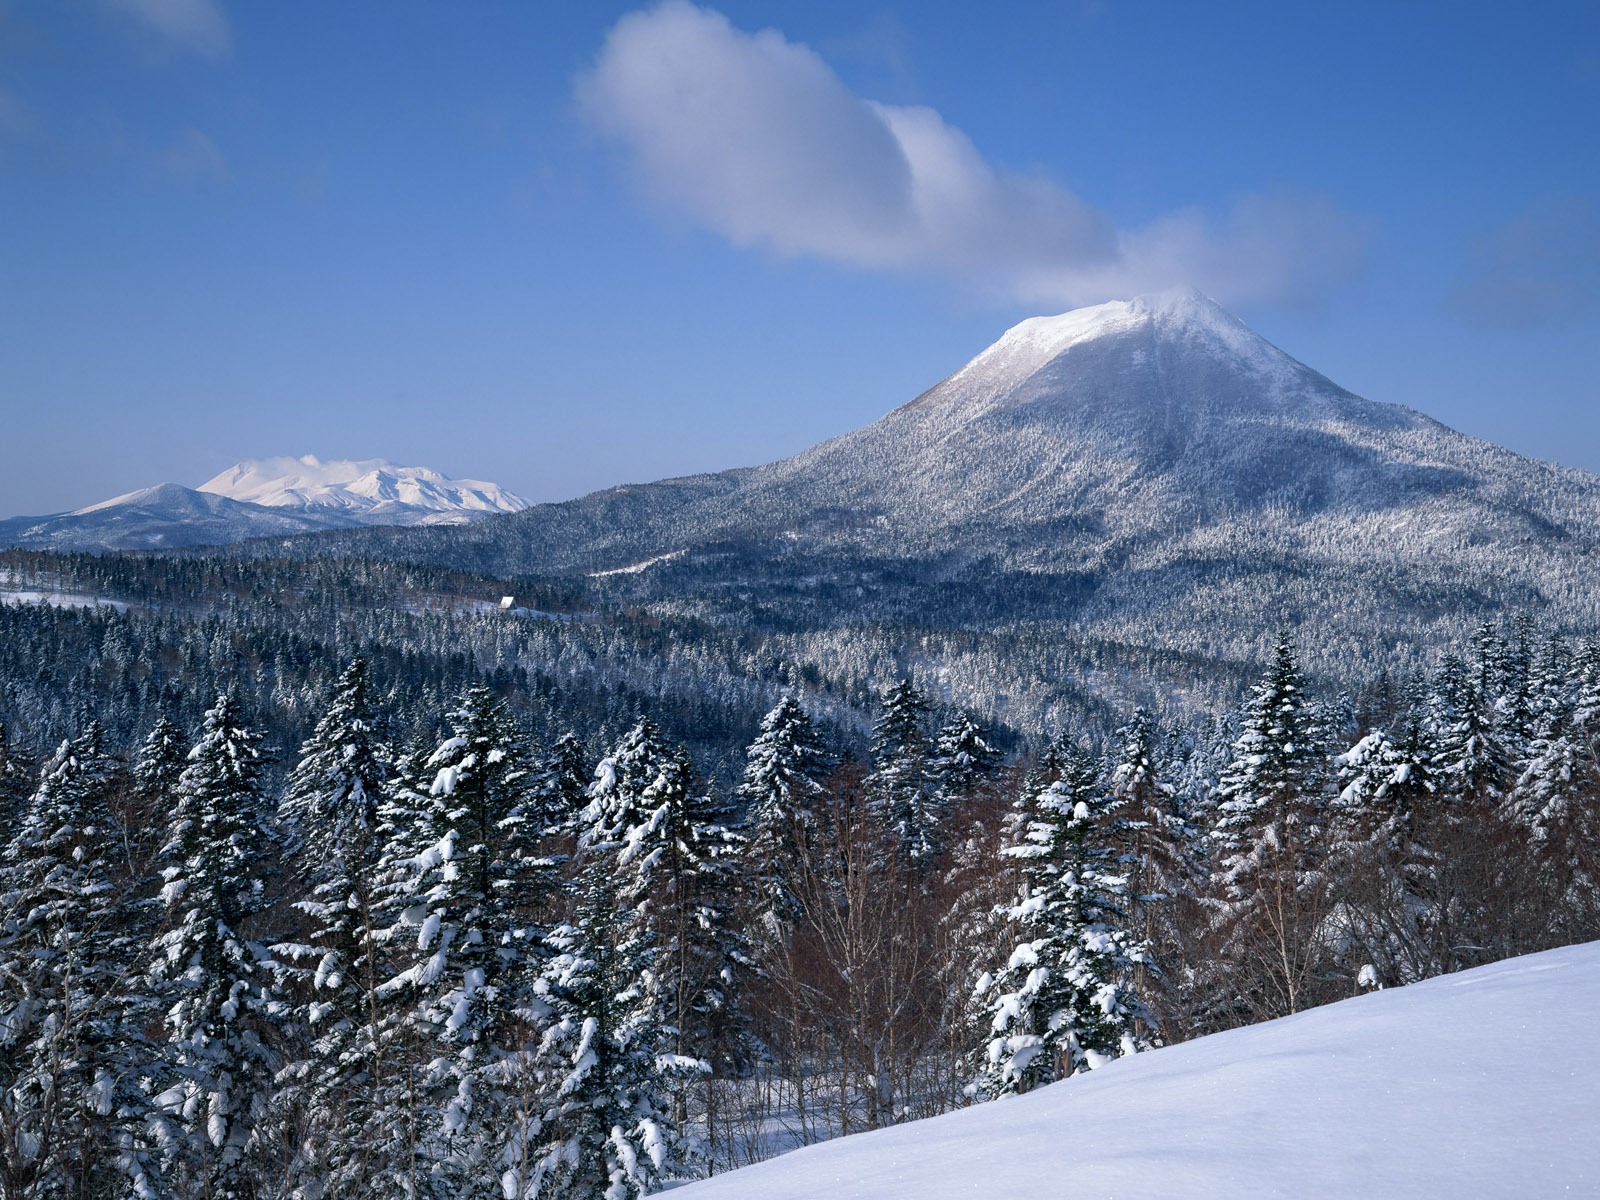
xmin=3 ymin=619 xmax=1600 ymax=1197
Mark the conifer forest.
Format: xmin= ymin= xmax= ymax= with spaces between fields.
xmin=3 ymin=544 xmax=1599 ymax=1199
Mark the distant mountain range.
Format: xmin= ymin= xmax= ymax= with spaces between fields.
xmin=12 ymin=292 xmax=1600 ymax=717
xmin=238 ymin=290 xmax=1600 ymax=694
xmin=0 ymin=456 xmax=529 ymax=552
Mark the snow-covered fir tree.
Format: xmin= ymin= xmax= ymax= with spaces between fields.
xmin=0 ymin=721 xmax=35 ymax=844
xmin=0 ymin=724 xmax=163 ymax=1199
xmin=375 ymin=683 xmax=550 ymax=1199
xmin=134 ymin=715 xmax=188 ymax=805
xmin=929 ymin=711 xmax=999 ymax=809
xmin=625 ymin=747 xmax=747 ymax=1085
xmin=149 ymin=694 xmax=284 ymax=1200
xmin=868 ymin=680 xmax=939 ymax=862
xmin=536 ymin=730 xmax=590 ymax=842
xmin=1430 ymin=635 xmax=1519 ymax=804
xmin=583 ymin=719 xmax=672 ymax=849
xmin=974 ymin=742 xmax=1148 ymax=1097
xmin=502 ymin=858 xmax=701 ymax=1200
xmin=1328 ymin=716 xmax=1441 ymax=986
xmin=1333 ymin=720 xmax=1435 ymax=857
xmin=1209 ymin=633 xmax=1331 ymax=1019
xmin=273 ymin=658 xmax=399 ymax=1199
xmin=1509 ymin=641 xmax=1600 ymax=919
xmin=736 ymin=696 xmax=828 ymax=931
xmin=1107 ymin=708 xmax=1192 ymax=944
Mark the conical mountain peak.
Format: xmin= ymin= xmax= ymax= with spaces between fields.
xmin=903 ymin=291 xmax=1330 ymax=434
xmin=953 ymin=290 xmax=1296 ymax=397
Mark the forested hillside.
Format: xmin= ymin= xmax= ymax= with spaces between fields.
xmin=3 ymin=601 xmax=1597 ymax=1196
xmin=6 ymin=296 xmax=1600 ymax=1198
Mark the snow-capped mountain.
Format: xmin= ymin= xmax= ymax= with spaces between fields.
xmin=273 ymin=289 xmax=1600 ymax=694
xmin=198 ymin=455 xmax=528 ymax=525
xmin=0 ymin=459 xmax=528 ymax=552
xmin=0 ymin=483 xmax=341 ymax=553
xmin=670 ymin=940 xmax=1600 ymax=1199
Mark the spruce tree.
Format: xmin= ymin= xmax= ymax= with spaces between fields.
xmin=502 ymin=859 xmax=700 ymax=1200
xmin=0 ymin=726 xmax=162 ymax=1199
xmin=974 ymin=743 xmax=1147 ymax=1097
xmin=868 ymin=680 xmax=938 ymax=863
xmin=273 ymin=659 xmax=398 ymax=1199
xmin=1209 ymin=633 xmax=1331 ymax=1019
xmin=736 ymin=696 xmax=828 ymax=931
xmin=149 ymin=694 xmax=282 ymax=1200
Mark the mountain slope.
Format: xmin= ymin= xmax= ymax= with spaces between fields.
xmin=675 ymin=940 xmax=1600 ymax=1199
xmin=0 ymin=483 xmax=344 ymax=552
xmin=255 ymin=292 xmax=1600 ymax=673
xmin=0 ymin=459 xmax=530 ymax=552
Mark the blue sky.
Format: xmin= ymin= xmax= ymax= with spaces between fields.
xmin=2 ymin=0 xmax=1598 ymax=516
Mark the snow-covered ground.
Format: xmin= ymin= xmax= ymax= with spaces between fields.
xmin=673 ymin=941 xmax=1600 ymax=1199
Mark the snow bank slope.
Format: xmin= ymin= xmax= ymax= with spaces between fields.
xmin=676 ymin=942 xmax=1600 ymax=1199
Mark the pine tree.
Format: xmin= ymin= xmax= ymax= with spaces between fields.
xmin=736 ymin=697 xmax=828 ymax=931
xmin=928 ymin=711 xmax=999 ymax=809
xmin=0 ymin=725 xmax=162 ymax=1199
xmin=376 ymin=684 xmax=547 ymax=1198
xmin=868 ymin=681 xmax=937 ymax=863
xmin=974 ymin=743 xmax=1147 ymax=1097
xmin=501 ymin=859 xmax=700 ymax=1200
xmin=273 ymin=659 xmax=398 ymax=1199
xmin=1208 ymin=633 xmax=1331 ymax=1020
xmin=149 ymin=694 xmax=283 ymax=1200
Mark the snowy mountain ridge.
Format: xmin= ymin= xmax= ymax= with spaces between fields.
xmin=674 ymin=940 xmax=1600 ymax=1199
xmin=277 ymin=291 xmax=1600 ymax=679
xmin=198 ymin=455 xmax=529 ymax=523
xmin=0 ymin=459 xmax=529 ymax=552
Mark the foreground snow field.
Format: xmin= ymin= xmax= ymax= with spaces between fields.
xmin=673 ymin=941 xmax=1600 ymax=1199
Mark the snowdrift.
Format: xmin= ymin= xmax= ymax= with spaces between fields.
xmin=674 ymin=941 xmax=1600 ymax=1198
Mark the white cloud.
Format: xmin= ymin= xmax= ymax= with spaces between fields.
xmin=579 ymin=2 xmax=1371 ymax=310
xmin=106 ymin=0 xmax=231 ymax=59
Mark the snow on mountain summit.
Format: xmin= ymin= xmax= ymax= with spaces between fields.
xmin=0 ymin=456 xmax=528 ymax=552
xmin=936 ymin=287 xmax=1311 ymax=413
xmin=197 ymin=455 xmax=529 ymax=525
